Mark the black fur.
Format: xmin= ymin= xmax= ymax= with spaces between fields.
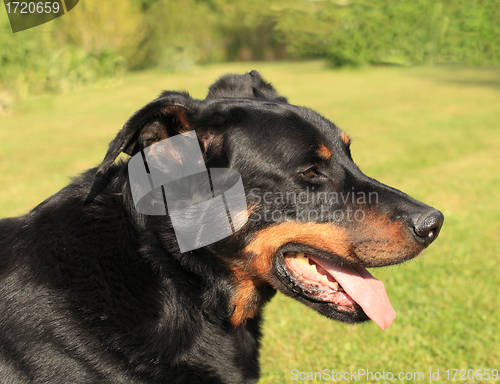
xmin=0 ymin=71 xmax=443 ymax=383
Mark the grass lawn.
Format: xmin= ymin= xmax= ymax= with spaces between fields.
xmin=1 ymin=61 xmax=499 ymax=383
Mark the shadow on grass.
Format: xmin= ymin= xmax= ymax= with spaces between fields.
xmin=415 ymin=65 xmax=500 ymax=91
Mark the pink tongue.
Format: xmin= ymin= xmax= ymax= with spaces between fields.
xmin=309 ymin=256 xmax=396 ymax=331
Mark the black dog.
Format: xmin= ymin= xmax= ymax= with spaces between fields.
xmin=0 ymin=71 xmax=443 ymax=383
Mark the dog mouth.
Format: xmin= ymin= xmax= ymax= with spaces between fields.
xmin=278 ymin=250 xmax=396 ymax=330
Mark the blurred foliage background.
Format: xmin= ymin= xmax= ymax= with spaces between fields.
xmin=1 ymin=0 xmax=499 ymax=112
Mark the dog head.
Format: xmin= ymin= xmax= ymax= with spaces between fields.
xmin=95 ymin=71 xmax=443 ymax=330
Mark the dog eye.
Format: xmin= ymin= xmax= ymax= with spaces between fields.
xmin=304 ymin=170 xmax=317 ymax=178
xmin=302 ymin=169 xmax=323 ymax=180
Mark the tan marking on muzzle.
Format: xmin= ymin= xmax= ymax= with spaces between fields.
xmin=229 ymin=222 xmax=352 ymax=326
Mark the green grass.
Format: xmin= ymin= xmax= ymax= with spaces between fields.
xmin=1 ymin=62 xmax=499 ymax=383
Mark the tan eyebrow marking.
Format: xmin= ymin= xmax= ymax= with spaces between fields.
xmin=340 ymin=131 xmax=350 ymax=146
xmin=317 ymin=143 xmax=332 ymax=160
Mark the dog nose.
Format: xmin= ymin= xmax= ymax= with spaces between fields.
xmin=412 ymin=210 xmax=444 ymax=245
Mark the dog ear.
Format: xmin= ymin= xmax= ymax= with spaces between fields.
xmin=95 ymin=92 xmax=196 ymax=176
xmin=206 ymin=70 xmax=288 ymax=102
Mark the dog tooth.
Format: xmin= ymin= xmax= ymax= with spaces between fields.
xmin=330 ymin=282 xmax=339 ymax=290
xmin=308 ymin=263 xmax=318 ymax=272
xmin=295 ymin=252 xmax=308 ymax=264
